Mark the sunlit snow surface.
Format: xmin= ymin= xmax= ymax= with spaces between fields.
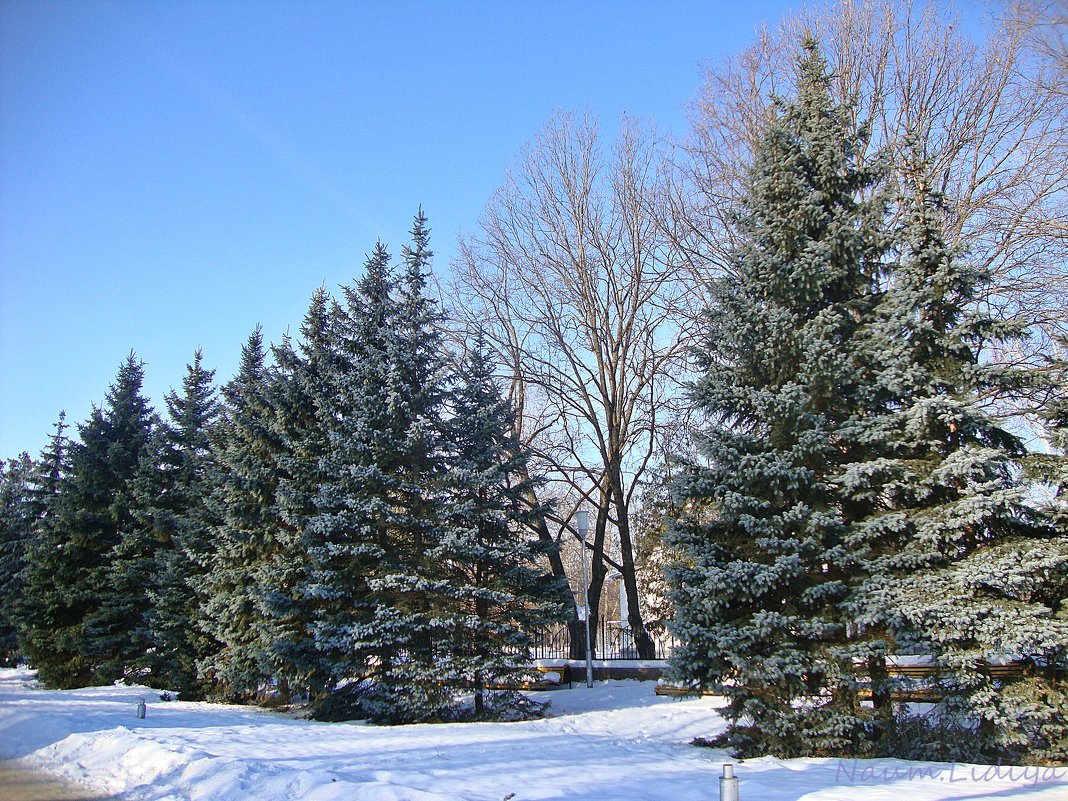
xmin=1 ymin=668 xmax=1065 ymax=800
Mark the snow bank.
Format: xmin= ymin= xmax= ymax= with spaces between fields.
xmin=1 ymin=668 xmax=1065 ymax=800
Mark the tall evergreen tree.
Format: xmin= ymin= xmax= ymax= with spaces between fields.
xmin=201 ymin=329 xmax=289 ymax=702
xmin=844 ymin=169 xmax=1068 ymax=763
xmin=360 ymin=210 xmax=457 ymax=721
xmin=289 ymin=243 xmax=396 ymax=719
xmin=300 ymin=214 xmax=458 ymax=722
xmin=21 ymin=357 xmax=157 ymax=687
xmin=196 ymin=213 xmax=569 ymax=722
xmin=667 ymin=39 xmax=892 ymax=758
xmin=670 ymin=38 xmax=1067 ymax=762
xmin=268 ymin=292 xmax=342 ymax=702
xmin=0 ymin=453 xmax=34 ymax=665
xmin=78 ymin=354 xmax=159 ymax=683
xmin=16 ymin=414 xmax=72 ymax=684
xmin=436 ymin=331 xmax=569 ymax=718
xmin=140 ymin=350 xmax=221 ymax=696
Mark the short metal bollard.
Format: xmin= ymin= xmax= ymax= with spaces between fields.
xmin=136 ymin=699 xmax=146 ymax=720
xmin=720 ymin=763 xmax=739 ymax=801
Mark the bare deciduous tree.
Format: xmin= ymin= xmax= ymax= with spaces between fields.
xmin=448 ymin=113 xmax=690 ymax=659
xmin=680 ymin=0 xmax=1067 ymax=377
xmin=1006 ymin=0 xmax=1067 ymax=84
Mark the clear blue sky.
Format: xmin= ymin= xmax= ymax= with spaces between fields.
xmin=3 ymin=0 xmax=975 ymax=458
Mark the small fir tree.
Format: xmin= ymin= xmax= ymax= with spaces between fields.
xmin=435 ymin=331 xmax=569 ymax=719
xmin=632 ymin=467 xmax=683 ymax=638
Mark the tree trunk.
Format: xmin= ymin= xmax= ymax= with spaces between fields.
xmin=474 ymin=672 xmax=484 ymax=719
xmin=867 ymin=653 xmax=893 ymax=741
xmin=567 ymin=619 xmax=586 ymax=660
xmin=609 ymin=466 xmax=656 ymax=659
xmin=519 ymin=479 xmax=584 ymax=658
xmin=584 ymin=496 xmax=612 ymax=658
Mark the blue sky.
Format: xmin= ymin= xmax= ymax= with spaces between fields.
xmin=2 ymin=0 xmax=970 ymax=458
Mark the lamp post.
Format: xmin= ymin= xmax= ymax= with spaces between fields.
xmin=576 ymin=509 xmax=593 ymax=688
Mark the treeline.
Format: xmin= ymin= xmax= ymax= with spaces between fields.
xmin=0 ymin=213 xmax=568 ymax=723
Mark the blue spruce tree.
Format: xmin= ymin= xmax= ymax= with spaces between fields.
xmin=436 ymin=330 xmax=569 ymax=719
xmin=79 ymin=354 xmax=160 ymax=684
xmin=667 ymin=39 xmax=893 ymax=758
xmin=0 ymin=452 xmax=34 ymax=665
xmin=359 ymin=210 xmax=457 ymax=722
xmin=140 ymin=350 xmax=221 ymax=697
xmin=302 ymin=212 xmax=458 ymax=722
xmin=670 ymin=40 xmax=1067 ymax=762
xmin=288 ymin=251 xmax=400 ymax=720
xmin=269 ymin=291 xmax=344 ymax=703
xmin=845 ymin=166 xmax=1068 ymax=763
xmin=16 ymin=414 xmax=72 ymax=684
xmin=200 ymin=329 xmax=291 ymax=702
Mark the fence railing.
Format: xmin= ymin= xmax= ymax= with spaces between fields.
xmin=529 ymin=620 xmax=679 ymax=661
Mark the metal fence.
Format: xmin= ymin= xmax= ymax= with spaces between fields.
xmin=529 ymin=620 xmax=679 ymax=661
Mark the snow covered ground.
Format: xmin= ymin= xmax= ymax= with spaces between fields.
xmin=1 ymin=667 xmax=1065 ymax=801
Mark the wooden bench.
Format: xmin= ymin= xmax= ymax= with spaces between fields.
xmin=886 ymin=663 xmax=1027 ymax=680
xmin=487 ymin=665 xmax=574 ymax=691
xmin=654 ymin=684 xmax=715 ymax=697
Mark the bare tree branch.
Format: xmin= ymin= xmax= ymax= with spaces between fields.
xmin=678 ymin=0 xmax=1067 ymax=391
xmin=447 ymin=113 xmax=689 ymax=658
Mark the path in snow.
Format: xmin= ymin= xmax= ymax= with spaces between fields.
xmin=0 ymin=759 xmax=117 ymax=801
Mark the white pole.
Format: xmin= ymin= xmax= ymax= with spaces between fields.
xmin=720 ymin=764 xmax=739 ymax=801
xmin=576 ymin=509 xmax=593 ymax=688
